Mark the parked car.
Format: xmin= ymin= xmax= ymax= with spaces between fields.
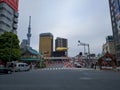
xmin=75 ymin=63 xmax=82 ymax=68
xmin=0 ymin=67 xmax=12 ymax=74
xmin=74 ymin=62 xmax=82 ymax=68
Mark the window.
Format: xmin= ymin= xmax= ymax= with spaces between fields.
xmin=21 ymin=64 xmax=24 ymax=67
xmin=25 ymin=64 xmax=28 ymax=67
xmin=112 ymin=17 xmax=114 ymax=21
xmin=0 ymin=21 xmax=11 ymax=28
xmin=113 ymin=22 xmax=115 ymax=27
xmin=111 ymin=6 xmax=113 ymax=10
xmin=111 ymin=0 xmax=114 ymax=3
xmin=18 ymin=64 xmax=21 ymax=67
xmin=0 ymin=13 xmax=11 ymax=21
xmin=0 ymin=6 xmax=12 ymax=15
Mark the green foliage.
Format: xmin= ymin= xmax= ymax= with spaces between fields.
xmin=0 ymin=32 xmax=21 ymax=62
xmin=36 ymin=58 xmax=46 ymax=68
xmin=40 ymin=63 xmax=46 ymax=68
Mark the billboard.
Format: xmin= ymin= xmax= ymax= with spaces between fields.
xmin=0 ymin=0 xmax=19 ymax=11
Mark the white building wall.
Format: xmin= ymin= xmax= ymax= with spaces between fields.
xmin=0 ymin=2 xmax=18 ymax=35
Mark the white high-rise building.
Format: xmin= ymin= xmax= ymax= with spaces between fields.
xmin=0 ymin=0 xmax=19 ymax=35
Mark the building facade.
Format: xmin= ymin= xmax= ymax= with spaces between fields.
xmin=109 ymin=0 xmax=120 ymax=65
xmin=39 ymin=33 xmax=53 ymax=57
xmin=102 ymin=36 xmax=115 ymax=55
xmin=20 ymin=46 xmax=40 ymax=64
xmin=55 ymin=37 xmax=68 ymax=56
xmin=20 ymin=39 xmax=28 ymax=49
xmin=55 ymin=37 xmax=68 ymax=49
xmin=0 ymin=0 xmax=19 ymax=35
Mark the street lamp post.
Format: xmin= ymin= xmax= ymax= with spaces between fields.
xmin=78 ymin=40 xmax=90 ymax=67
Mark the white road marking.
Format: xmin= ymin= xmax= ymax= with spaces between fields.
xmin=41 ymin=68 xmax=95 ymax=71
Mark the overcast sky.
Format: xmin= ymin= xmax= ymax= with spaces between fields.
xmin=18 ymin=0 xmax=112 ymax=57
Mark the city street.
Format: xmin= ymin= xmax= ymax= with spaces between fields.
xmin=1 ymin=0 xmax=120 ymax=90
xmin=0 ymin=66 xmax=120 ymax=90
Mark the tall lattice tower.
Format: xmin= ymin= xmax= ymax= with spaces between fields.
xmin=27 ymin=16 xmax=31 ymax=46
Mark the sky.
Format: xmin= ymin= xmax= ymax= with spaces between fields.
xmin=18 ymin=0 xmax=112 ymax=57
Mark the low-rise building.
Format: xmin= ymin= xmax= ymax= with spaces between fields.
xmin=20 ymin=46 xmax=41 ymax=64
xmin=102 ymin=36 xmax=115 ymax=55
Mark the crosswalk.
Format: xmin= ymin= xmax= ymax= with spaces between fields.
xmin=41 ymin=68 xmax=95 ymax=71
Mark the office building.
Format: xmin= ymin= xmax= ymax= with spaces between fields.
xmin=102 ymin=36 xmax=115 ymax=55
xmin=55 ymin=37 xmax=68 ymax=56
xmin=0 ymin=0 xmax=19 ymax=35
xmin=109 ymin=0 xmax=120 ymax=65
xmin=55 ymin=37 xmax=68 ymax=49
xmin=39 ymin=33 xmax=53 ymax=57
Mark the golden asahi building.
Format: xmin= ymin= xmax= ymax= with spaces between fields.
xmin=39 ymin=33 xmax=53 ymax=57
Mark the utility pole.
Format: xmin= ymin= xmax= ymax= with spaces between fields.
xmin=78 ymin=40 xmax=90 ymax=67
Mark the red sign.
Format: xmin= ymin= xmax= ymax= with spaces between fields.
xmin=0 ymin=0 xmax=19 ymax=12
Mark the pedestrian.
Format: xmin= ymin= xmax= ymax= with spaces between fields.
xmin=94 ymin=62 xmax=97 ymax=69
xmin=91 ymin=63 xmax=94 ymax=68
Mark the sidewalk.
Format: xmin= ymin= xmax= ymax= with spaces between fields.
xmin=95 ymin=66 xmax=120 ymax=71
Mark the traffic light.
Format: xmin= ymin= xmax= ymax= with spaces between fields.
xmin=79 ymin=52 xmax=82 ymax=56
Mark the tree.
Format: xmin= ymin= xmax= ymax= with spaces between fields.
xmin=0 ymin=32 xmax=21 ymax=62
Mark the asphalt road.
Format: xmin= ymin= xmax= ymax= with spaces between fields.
xmin=0 ymin=68 xmax=120 ymax=90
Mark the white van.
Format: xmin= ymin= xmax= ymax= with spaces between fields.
xmin=7 ymin=62 xmax=30 ymax=72
xmin=13 ymin=63 xmax=30 ymax=72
